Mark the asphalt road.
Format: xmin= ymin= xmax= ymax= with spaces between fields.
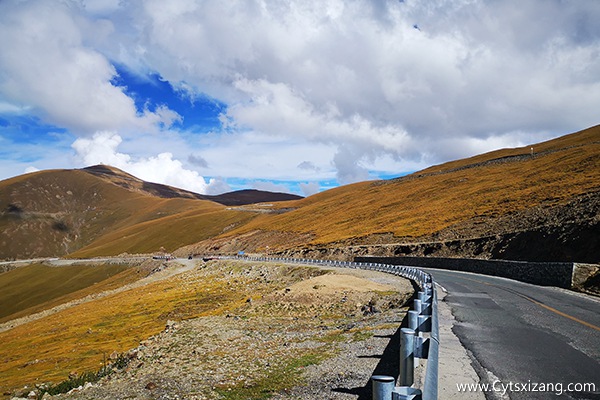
xmin=423 ymin=268 xmax=600 ymax=400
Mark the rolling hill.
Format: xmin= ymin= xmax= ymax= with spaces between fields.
xmin=0 ymin=166 xmax=300 ymax=259
xmin=178 ymin=124 xmax=600 ymax=263
xmin=0 ymin=124 xmax=598 ymax=262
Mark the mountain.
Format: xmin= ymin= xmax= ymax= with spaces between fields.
xmin=82 ymin=165 xmax=302 ymax=206
xmin=0 ymin=166 xmax=300 ymax=259
xmin=177 ymin=124 xmax=600 ymax=263
xmin=1 ymin=125 xmax=598 ymax=398
xmin=1 ymin=124 xmax=598 ymax=262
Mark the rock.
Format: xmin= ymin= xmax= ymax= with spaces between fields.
xmin=166 ymin=320 xmax=179 ymax=331
xmin=27 ymin=391 xmax=37 ymax=399
xmin=66 ymin=386 xmax=83 ymax=394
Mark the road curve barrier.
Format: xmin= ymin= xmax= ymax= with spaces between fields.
xmin=217 ymin=255 xmax=439 ymax=400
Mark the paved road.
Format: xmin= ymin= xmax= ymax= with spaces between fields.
xmin=423 ymin=268 xmax=600 ymax=400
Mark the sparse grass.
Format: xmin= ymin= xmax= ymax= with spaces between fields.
xmin=215 ymin=351 xmax=326 ymax=400
xmin=0 ymin=262 xmax=133 ymax=322
xmin=351 ymin=330 xmax=374 ymax=342
xmin=33 ymin=352 xmax=130 ymax=399
xmin=0 ymin=265 xmax=246 ymax=394
xmin=0 ymin=261 xmax=339 ymax=396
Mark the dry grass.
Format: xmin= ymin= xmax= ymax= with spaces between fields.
xmin=69 ymin=208 xmax=257 ymax=257
xmin=219 ymin=125 xmax=600 ymax=246
xmin=0 ymin=168 xmax=259 ymax=258
xmin=0 ymin=262 xmax=135 ymax=323
xmin=3 ymin=125 xmax=597 ymax=259
xmin=0 ymin=266 xmax=228 ymax=394
xmin=0 ymin=261 xmax=329 ymax=396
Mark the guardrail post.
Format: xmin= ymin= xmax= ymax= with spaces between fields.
xmin=372 ymin=375 xmax=395 ymax=400
xmin=418 ymin=314 xmax=431 ymax=333
xmin=408 ymin=310 xmax=419 ymax=332
xmin=413 ymin=298 xmax=422 ymax=314
xmin=399 ymin=328 xmax=416 ymax=387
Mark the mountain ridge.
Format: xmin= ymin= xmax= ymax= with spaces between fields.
xmin=81 ymin=164 xmax=303 ymax=205
xmin=1 ymin=124 xmax=599 ymax=262
xmin=176 ymin=124 xmax=600 ymax=263
xmin=0 ymin=166 xmax=300 ymax=259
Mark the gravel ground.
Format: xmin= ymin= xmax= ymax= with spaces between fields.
xmin=10 ymin=261 xmax=483 ymax=400
xmin=16 ymin=262 xmax=413 ymax=400
xmin=4 ymin=261 xmax=413 ymax=400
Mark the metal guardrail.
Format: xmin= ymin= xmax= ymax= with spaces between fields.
xmin=217 ymin=256 xmax=439 ymax=400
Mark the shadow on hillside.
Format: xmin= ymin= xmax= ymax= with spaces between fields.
xmin=331 ymin=281 xmax=418 ymax=399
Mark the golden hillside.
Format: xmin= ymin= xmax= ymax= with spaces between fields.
xmin=1 ymin=124 xmax=598 ymax=262
xmin=184 ymin=125 xmax=600 ymax=263
xmin=0 ymin=168 xmax=259 ymax=259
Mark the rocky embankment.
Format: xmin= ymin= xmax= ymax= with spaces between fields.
xmin=276 ymin=191 xmax=600 ymax=265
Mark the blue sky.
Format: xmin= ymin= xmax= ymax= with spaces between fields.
xmin=110 ymin=66 xmax=226 ymax=133
xmin=1 ymin=0 xmax=599 ymax=196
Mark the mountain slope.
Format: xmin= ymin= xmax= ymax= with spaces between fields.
xmin=82 ymin=165 xmax=302 ymax=205
xmin=1 ymin=125 xmax=598 ymax=262
xmin=0 ymin=167 xmax=296 ymax=259
xmin=180 ymin=125 xmax=600 ymax=263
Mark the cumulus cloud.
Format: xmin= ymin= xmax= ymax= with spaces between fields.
xmin=188 ymin=154 xmax=209 ymax=168
xmin=0 ymin=0 xmax=179 ymax=135
xmin=72 ymin=131 xmax=230 ymax=195
xmin=2 ymin=0 xmax=600 ymax=191
xmin=299 ymin=182 xmax=320 ymax=197
xmin=332 ymin=145 xmax=372 ymax=185
xmin=103 ymin=0 xmax=599 ymax=181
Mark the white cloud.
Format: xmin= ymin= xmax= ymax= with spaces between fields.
xmin=251 ymin=181 xmax=292 ymax=194
xmin=24 ymin=166 xmax=39 ymax=174
xmin=299 ymin=182 xmax=320 ymax=197
xmin=2 ymin=0 xmax=600 ymax=191
xmin=72 ymin=131 xmax=230 ymax=195
xmin=105 ymin=0 xmax=599 ymax=180
xmin=332 ymin=145 xmax=372 ymax=185
xmin=0 ymin=0 xmax=179 ymax=135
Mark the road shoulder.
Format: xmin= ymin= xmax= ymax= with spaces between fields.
xmin=436 ymin=286 xmax=486 ymax=399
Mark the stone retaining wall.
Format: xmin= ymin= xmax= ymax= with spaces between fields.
xmin=354 ymin=256 xmax=576 ymax=288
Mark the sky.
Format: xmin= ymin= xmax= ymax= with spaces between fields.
xmin=1 ymin=0 xmax=599 ymax=196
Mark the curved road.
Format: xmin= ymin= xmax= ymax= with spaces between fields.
xmin=423 ymin=268 xmax=600 ymax=400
